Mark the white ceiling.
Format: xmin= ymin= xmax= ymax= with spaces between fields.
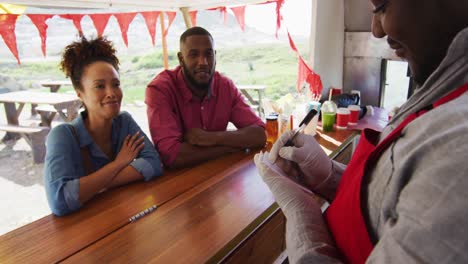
xmin=4 ymin=0 xmax=270 ymax=11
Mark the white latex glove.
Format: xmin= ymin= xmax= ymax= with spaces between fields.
xmin=255 ymin=151 xmax=315 ymax=205
xmin=269 ymin=130 xmax=333 ymax=197
xmin=254 ymin=151 xmax=342 ymax=263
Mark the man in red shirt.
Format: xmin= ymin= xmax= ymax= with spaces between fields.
xmin=145 ymin=27 xmax=266 ymax=168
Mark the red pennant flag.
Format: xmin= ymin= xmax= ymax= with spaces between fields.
xmin=290 ymin=26 xmax=323 ymax=96
xmin=219 ymin=7 xmax=228 ymax=25
xmin=297 ymin=56 xmax=310 ymax=92
xmin=59 ymin=14 xmax=85 ymax=35
xmin=286 ymin=29 xmax=298 ymax=53
xmin=89 ymin=13 xmax=112 ymax=37
xmin=297 ymin=56 xmax=323 ymax=96
xmin=208 ymin=7 xmax=227 ymax=25
xmin=0 ymin=14 xmax=20 ymax=64
xmin=27 ymin=14 xmax=53 ymax=57
xmin=296 ymin=56 xmax=312 ymax=92
xmin=230 ymin=6 xmax=246 ymax=31
xmin=189 ymin=10 xmax=197 ymax=27
xmin=275 ymin=0 xmax=284 ymax=38
xmin=141 ymin=11 xmax=160 ymax=46
xmin=260 ymin=0 xmax=281 ymax=4
xmin=307 ymin=71 xmax=323 ymax=96
xmin=164 ymin=12 xmax=176 ymax=37
xmin=114 ymin=12 xmax=137 ymax=47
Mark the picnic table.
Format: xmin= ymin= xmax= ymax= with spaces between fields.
xmin=31 ymin=80 xmax=73 ymax=115
xmin=237 ymin=85 xmax=266 ymax=118
xmin=0 ymin=90 xmax=80 ymax=163
xmin=40 ymin=80 xmax=73 ymax=93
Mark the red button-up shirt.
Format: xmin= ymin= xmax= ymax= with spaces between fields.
xmin=145 ymin=66 xmax=265 ymax=166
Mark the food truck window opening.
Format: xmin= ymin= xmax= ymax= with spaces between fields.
xmin=380 ymin=59 xmax=411 ymax=110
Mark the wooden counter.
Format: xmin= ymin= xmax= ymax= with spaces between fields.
xmin=0 ymin=129 xmax=356 ymax=263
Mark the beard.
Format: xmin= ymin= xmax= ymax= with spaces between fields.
xmin=181 ymin=61 xmax=214 ymax=91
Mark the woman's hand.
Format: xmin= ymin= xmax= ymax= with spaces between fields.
xmin=115 ymin=131 xmax=145 ymax=168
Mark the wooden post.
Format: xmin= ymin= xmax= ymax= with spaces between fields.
xmin=159 ymin=12 xmax=169 ymax=69
xmin=180 ymin=7 xmax=192 ymax=29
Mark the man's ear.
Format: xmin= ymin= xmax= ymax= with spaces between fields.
xmin=177 ymin=52 xmax=183 ymax=65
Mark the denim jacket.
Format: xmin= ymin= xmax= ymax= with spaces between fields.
xmin=44 ymin=111 xmax=163 ymax=216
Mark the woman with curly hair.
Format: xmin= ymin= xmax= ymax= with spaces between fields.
xmin=44 ymin=36 xmax=163 ymax=216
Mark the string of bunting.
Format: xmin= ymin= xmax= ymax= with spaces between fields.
xmin=0 ymin=0 xmax=322 ymax=97
xmin=0 ymin=0 xmax=286 ymax=64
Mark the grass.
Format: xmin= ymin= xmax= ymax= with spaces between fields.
xmin=217 ymin=43 xmax=305 ymax=100
xmin=1 ymin=42 xmax=309 ymax=104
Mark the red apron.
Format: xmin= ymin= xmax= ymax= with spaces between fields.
xmin=324 ymin=83 xmax=468 ymax=264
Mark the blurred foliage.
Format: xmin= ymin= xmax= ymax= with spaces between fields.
xmin=0 ymin=42 xmax=309 ymax=103
xmin=132 ymin=51 xmax=178 ymax=70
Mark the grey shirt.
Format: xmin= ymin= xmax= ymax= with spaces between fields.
xmin=287 ymin=27 xmax=468 ymax=263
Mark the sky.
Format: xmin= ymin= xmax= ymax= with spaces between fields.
xmin=245 ymin=0 xmax=312 ymax=37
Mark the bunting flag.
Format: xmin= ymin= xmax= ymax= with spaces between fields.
xmin=114 ymin=12 xmax=137 ymax=47
xmin=0 ymin=14 xmax=20 ymax=64
xmin=275 ymin=0 xmax=284 ymax=38
xmin=287 ymin=29 xmax=298 ymax=52
xmin=27 ymin=14 xmax=53 ymax=57
xmin=220 ymin=7 xmax=228 ymax=25
xmin=189 ymin=10 xmax=197 ymax=27
xmin=287 ymin=29 xmax=322 ymax=95
xmin=307 ymin=70 xmax=323 ymax=96
xmin=0 ymin=0 xmax=289 ymax=66
xmin=297 ymin=55 xmax=320 ymax=95
xmin=230 ymin=6 xmax=246 ymax=31
xmin=164 ymin=12 xmax=176 ymax=37
xmin=208 ymin=7 xmax=228 ymax=25
xmin=59 ymin=14 xmax=85 ymax=35
xmin=89 ymin=13 xmax=112 ymax=37
xmin=297 ymin=56 xmax=309 ymax=93
xmin=141 ymin=11 xmax=160 ymax=46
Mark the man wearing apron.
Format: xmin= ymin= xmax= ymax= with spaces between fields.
xmin=255 ymin=1 xmax=468 ymax=263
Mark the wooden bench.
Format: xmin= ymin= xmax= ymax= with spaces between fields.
xmin=35 ymin=105 xmax=67 ymax=126
xmin=0 ymin=124 xmax=50 ymax=163
xmin=34 ymin=101 xmax=80 ymax=126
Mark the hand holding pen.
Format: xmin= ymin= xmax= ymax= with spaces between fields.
xmin=267 ymin=109 xmax=333 ymax=197
xmin=285 ymin=109 xmax=318 ymax=146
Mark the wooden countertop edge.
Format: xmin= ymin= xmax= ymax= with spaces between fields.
xmin=208 ymin=203 xmax=281 ymax=264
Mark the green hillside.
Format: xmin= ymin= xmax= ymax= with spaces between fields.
xmin=0 ymin=42 xmax=309 ymax=104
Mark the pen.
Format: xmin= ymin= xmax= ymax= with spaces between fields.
xmin=129 ymin=204 xmax=158 ymax=222
xmin=285 ymin=109 xmax=318 ymax=146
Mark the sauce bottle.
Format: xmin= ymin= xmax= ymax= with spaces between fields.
xmin=266 ymin=113 xmax=279 ymax=144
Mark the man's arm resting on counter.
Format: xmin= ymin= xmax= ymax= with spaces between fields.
xmin=185 ymin=125 xmax=266 ymax=148
xmin=170 ymin=143 xmax=241 ymax=169
xmin=171 ymin=125 xmax=266 ymax=168
xmin=217 ymin=125 xmax=266 ymax=148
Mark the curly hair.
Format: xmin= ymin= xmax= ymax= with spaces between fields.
xmin=59 ymin=36 xmax=119 ymax=91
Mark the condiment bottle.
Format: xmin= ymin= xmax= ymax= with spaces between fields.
xmin=266 ymin=113 xmax=279 ymax=144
